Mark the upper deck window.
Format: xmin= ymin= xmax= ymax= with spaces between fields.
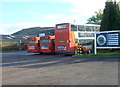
xmin=27 ymin=40 xmax=36 ymax=45
xmin=71 ymin=25 xmax=77 ymax=31
xmin=78 ymin=25 xmax=86 ymax=31
xmin=57 ymin=24 xmax=67 ymax=29
xmin=40 ymin=39 xmax=50 ymax=44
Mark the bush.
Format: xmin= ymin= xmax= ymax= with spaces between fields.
xmin=1 ymin=45 xmax=27 ymax=52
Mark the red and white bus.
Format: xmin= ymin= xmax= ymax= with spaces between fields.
xmin=40 ymin=36 xmax=55 ymax=54
xmin=27 ymin=23 xmax=100 ymax=55
xmin=27 ymin=37 xmax=40 ymax=53
xmin=55 ymin=23 xmax=100 ymax=55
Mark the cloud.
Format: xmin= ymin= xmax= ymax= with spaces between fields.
xmin=65 ymin=0 xmax=120 ymax=14
xmin=36 ymin=13 xmax=87 ymax=24
xmin=65 ymin=0 xmax=105 ymax=15
xmin=57 ymin=14 xmax=89 ymax=23
xmin=29 ymin=12 xmax=40 ymax=15
xmin=1 ymin=23 xmax=54 ymax=35
xmin=38 ymin=14 xmax=65 ymax=20
xmin=1 ymin=24 xmax=23 ymax=35
xmin=44 ymin=14 xmax=65 ymax=20
xmin=2 ymin=0 xmax=119 ymax=35
xmin=1 ymin=0 xmax=69 ymax=2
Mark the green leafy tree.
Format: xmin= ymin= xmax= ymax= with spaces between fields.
xmin=100 ymin=0 xmax=120 ymax=31
xmin=87 ymin=9 xmax=103 ymax=23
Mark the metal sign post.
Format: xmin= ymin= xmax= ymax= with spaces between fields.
xmin=94 ymin=32 xmax=97 ymax=54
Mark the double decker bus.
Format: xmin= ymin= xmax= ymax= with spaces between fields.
xmin=27 ymin=37 xmax=40 ymax=53
xmin=55 ymin=23 xmax=100 ymax=55
xmin=40 ymin=36 xmax=55 ymax=53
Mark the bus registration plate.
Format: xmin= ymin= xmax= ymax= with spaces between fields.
xmin=58 ymin=46 xmax=66 ymax=50
xmin=30 ymin=46 xmax=35 ymax=49
xmin=41 ymin=46 xmax=48 ymax=49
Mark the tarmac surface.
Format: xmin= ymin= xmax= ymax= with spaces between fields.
xmin=1 ymin=51 xmax=119 ymax=85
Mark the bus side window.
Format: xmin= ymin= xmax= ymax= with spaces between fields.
xmin=75 ymin=39 xmax=78 ymax=43
xmin=38 ymin=40 xmax=40 ymax=47
xmin=52 ymin=39 xmax=55 ymax=46
xmin=71 ymin=25 xmax=77 ymax=31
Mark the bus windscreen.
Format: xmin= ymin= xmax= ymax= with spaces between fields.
xmin=57 ymin=24 xmax=67 ymax=29
xmin=40 ymin=39 xmax=50 ymax=44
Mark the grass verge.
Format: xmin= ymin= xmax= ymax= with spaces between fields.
xmin=74 ymin=52 xmax=120 ymax=57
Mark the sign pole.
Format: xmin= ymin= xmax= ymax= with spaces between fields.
xmin=94 ymin=33 xmax=97 ymax=54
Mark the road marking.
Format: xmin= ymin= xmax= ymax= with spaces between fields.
xmin=17 ymin=61 xmax=58 ymax=67
xmin=2 ymin=60 xmax=40 ymax=65
xmin=21 ymin=53 xmax=40 ymax=55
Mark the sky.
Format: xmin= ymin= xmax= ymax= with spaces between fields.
xmin=1 ymin=0 xmax=120 ymax=35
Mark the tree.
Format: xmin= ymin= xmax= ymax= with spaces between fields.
xmin=87 ymin=9 xmax=103 ymax=23
xmin=100 ymin=0 xmax=120 ymax=31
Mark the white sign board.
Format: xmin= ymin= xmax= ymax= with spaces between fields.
xmin=94 ymin=30 xmax=120 ymax=54
xmin=39 ymin=33 xmax=45 ymax=37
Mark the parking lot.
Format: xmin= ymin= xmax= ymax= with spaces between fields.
xmin=1 ymin=51 xmax=119 ymax=85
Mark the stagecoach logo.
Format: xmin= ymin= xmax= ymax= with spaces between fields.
xmin=97 ymin=35 xmax=106 ymax=45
